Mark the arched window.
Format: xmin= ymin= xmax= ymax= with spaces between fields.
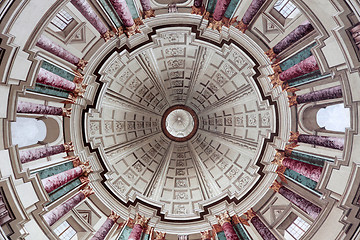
xmin=11 ymin=117 xmax=46 ymax=148
xmin=316 ymin=104 xmax=350 ymax=132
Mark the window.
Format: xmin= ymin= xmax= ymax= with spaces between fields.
xmin=11 ymin=117 xmax=46 ymax=148
xmin=53 ymin=221 xmax=76 ymax=240
xmin=284 ymin=216 xmax=310 ymax=240
xmin=317 ymin=104 xmax=350 ymax=132
xmin=274 ymin=0 xmax=299 ymax=19
xmin=51 ymin=9 xmax=73 ymax=31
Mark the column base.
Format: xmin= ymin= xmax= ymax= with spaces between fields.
xmin=207 ymin=19 xmax=223 ymax=33
xmin=235 ymin=20 xmax=248 ymax=33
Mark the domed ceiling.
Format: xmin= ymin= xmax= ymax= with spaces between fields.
xmin=73 ymin=18 xmax=288 ymax=232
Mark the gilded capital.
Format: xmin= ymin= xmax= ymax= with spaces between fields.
xmin=216 ymin=211 xmax=231 ymax=226
xmin=265 ymin=48 xmax=277 ymax=61
xmin=73 ymin=71 xmax=84 ymax=84
xmin=244 ymin=209 xmax=256 ymax=221
xmin=81 ymin=185 xmax=94 ymax=198
xmin=77 ymin=59 xmax=88 ymax=70
xmin=268 ymin=74 xmax=283 ymax=89
xmin=74 ymin=83 xmax=87 ymax=97
xmin=80 ymin=164 xmax=92 ymax=176
xmin=284 ymin=142 xmax=298 ymax=156
xmin=288 ymin=95 xmax=298 ymax=107
xmin=203 ymin=11 xmax=210 ymax=20
xmin=191 ymin=6 xmax=204 ymax=15
xmin=134 ymin=18 xmax=144 ymax=26
xmin=200 ymin=230 xmax=212 ymax=240
xmin=271 ymin=64 xmax=282 ymax=74
xmin=272 ymin=150 xmax=285 ymax=165
xmin=289 ymin=131 xmax=300 ymax=143
xmin=102 ymin=30 xmax=114 ymax=42
xmin=223 ymin=16 xmax=237 ymax=28
xmin=134 ymin=213 xmax=149 ymax=228
xmin=143 ymin=9 xmax=155 ymax=19
xmin=212 ymin=224 xmax=222 ymax=233
xmin=109 ymin=211 xmax=120 ymax=221
xmin=63 ymin=142 xmax=74 ymax=152
xmin=62 ymin=108 xmax=72 ymax=117
xmin=235 ymin=20 xmax=247 ymax=33
xmin=155 ymin=231 xmax=166 ymax=240
xmin=207 ymin=19 xmax=223 ymax=33
xmin=270 ymin=180 xmax=282 ymax=192
xmin=125 ymin=24 xmax=141 ymax=37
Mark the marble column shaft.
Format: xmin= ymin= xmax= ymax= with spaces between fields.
xmin=241 ymin=0 xmax=266 ymax=25
xmin=36 ymin=35 xmax=80 ymax=66
xmin=279 ymin=55 xmax=319 ymax=81
xmin=17 ymin=101 xmax=64 ymax=116
xmin=43 ymin=191 xmax=85 ymax=226
xmin=19 ymin=144 xmax=65 ymax=163
xmin=251 ymin=216 xmax=277 ymax=240
xmin=194 ymin=0 xmax=202 ymax=8
xmin=37 ymin=68 xmax=76 ymax=92
xmin=213 ymin=0 xmax=232 ymax=21
xmin=297 ymin=85 xmax=342 ymax=104
xmin=109 ymin=0 xmax=134 ymax=27
xmin=279 ymin=186 xmax=321 ymax=219
xmin=222 ymin=222 xmax=240 ymax=240
xmin=41 ymin=166 xmax=84 ymax=193
xmin=128 ymin=224 xmax=143 ymax=240
xmin=70 ymin=0 xmax=108 ymax=35
xmin=273 ymin=21 xmax=314 ymax=55
xmin=91 ymin=217 xmax=115 ymax=240
xmin=282 ymin=158 xmax=322 ymax=182
xmin=139 ymin=0 xmax=151 ymax=11
xmin=298 ymin=134 xmax=344 ymax=150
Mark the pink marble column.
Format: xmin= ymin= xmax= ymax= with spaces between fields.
xmin=41 ymin=164 xmax=92 ymax=193
xmin=139 ymin=0 xmax=155 ymax=18
xmin=271 ymin=181 xmax=321 ymax=219
xmin=282 ymin=158 xmax=322 ymax=182
xmin=91 ymin=212 xmax=119 ymax=240
xmin=289 ymin=85 xmax=343 ymax=107
xmin=266 ymin=21 xmax=314 ymax=61
xmin=17 ymin=101 xmax=71 ymax=117
xmin=70 ymin=0 xmax=113 ymax=41
xmin=128 ymin=213 xmax=149 ymax=240
xmin=19 ymin=142 xmax=74 ymax=163
xmin=269 ymin=55 xmax=319 ymax=89
xmin=36 ymin=35 xmax=87 ymax=70
xmin=245 ymin=210 xmax=277 ymax=240
xmin=109 ymin=0 xmax=140 ymax=37
xmin=236 ymin=0 xmax=266 ymax=33
xmin=216 ymin=212 xmax=239 ymax=240
xmin=207 ymin=0 xmax=231 ymax=32
xmin=289 ymin=131 xmax=344 ymax=150
xmin=43 ymin=186 xmax=94 ymax=226
xmin=37 ymin=68 xmax=76 ymax=91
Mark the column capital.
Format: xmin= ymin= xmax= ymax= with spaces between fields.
xmin=223 ymin=16 xmax=237 ymax=28
xmin=142 ymin=9 xmax=155 ymax=18
xmin=272 ymin=150 xmax=285 ymax=165
xmin=288 ymin=95 xmax=298 ymax=107
xmin=212 ymin=224 xmax=222 ymax=233
xmin=200 ymin=230 xmax=212 ymax=240
xmin=109 ymin=211 xmax=120 ymax=221
xmin=74 ymin=83 xmax=88 ymax=97
xmin=102 ymin=30 xmax=115 ymax=42
xmin=235 ymin=20 xmax=247 ymax=33
xmin=271 ymin=64 xmax=282 ymax=74
xmin=63 ymin=142 xmax=74 ymax=152
xmin=216 ymin=211 xmax=231 ymax=226
xmin=289 ymin=131 xmax=300 ymax=143
xmin=276 ymin=165 xmax=288 ymax=183
xmin=244 ymin=209 xmax=257 ymax=221
xmin=77 ymin=59 xmax=88 ymax=70
xmin=265 ymin=48 xmax=276 ymax=61
xmin=203 ymin=11 xmax=210 ymax=20
xmin=62 ymin=108 xmax=72 ymax=117
xmin=270 ymin=180 xmax=282 ymax=192
xmin=73 ymin=70 xmax=84 ymax=84
xmin=134 ymin=213 xmax=149 ymax=228
xmin=284 ymin=142 xmax=298 ymax=156
xmin=125 ymin=24 xmax=141 ymax=37
xmin=144 ymin=225 xmax=154 ymax=235
xmin=268 ymin=74 xmax=283 ymax=89
xmin=207 ymin=19 xmax=223 ymax=33
xmin=155 ymin=231 xmax=166 ymax=240
xmin=79 ymin=164 xmax=93 ymax=177
xmin=232 ymin=214 xmax=249 ymax=226
xmin=81 ymin=185 xmax=94 ymax=198
xmin=191 ymin=6 xmax=204 ymax=15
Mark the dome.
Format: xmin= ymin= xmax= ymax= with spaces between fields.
xmin=0 ymin=0 xmax=359 ymax=239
